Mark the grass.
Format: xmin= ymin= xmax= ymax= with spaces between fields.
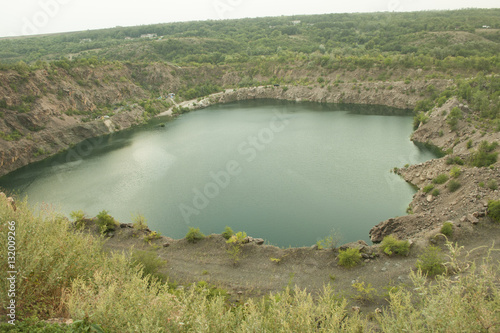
xmin=95 ymin=210 xmax=118 ymax=234
xmin=380 ymin=235 xmax=410 ymax=256
xmin=221 ymin=226 xmax=234 ymax=240
xmin=487 ymin=179 xmax=498 ymax=190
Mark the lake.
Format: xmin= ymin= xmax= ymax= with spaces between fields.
xmin=0 ymin=100 xmax=435 ymax=247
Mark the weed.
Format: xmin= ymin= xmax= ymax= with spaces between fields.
xmin=132 ymin=213 xmax=148 ymax=231
xmin=432 ymin=189 xmax=440 ymax=196
xmin=226 ymin=231 xmax=247 ymax=265
xmin=96 ymin=210 xmax=118 ymax=234
xmin=449 ymin=166 xmax=461 ymax=178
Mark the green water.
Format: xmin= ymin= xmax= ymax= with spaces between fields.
xmin=0 ymin=101 xmax=435 ymax=247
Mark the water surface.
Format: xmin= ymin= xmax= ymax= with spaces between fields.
xmin=0 ymin=101 xmax=435 ymax=247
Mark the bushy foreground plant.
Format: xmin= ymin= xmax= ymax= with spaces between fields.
xmin=0 ymin=198 xmax=106 ymax=318
xmin=378 ymin=259 xmax=500 ymax=332
xmin=380 ymin=235 xmax=410 ymax=256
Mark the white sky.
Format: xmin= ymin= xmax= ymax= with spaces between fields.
xmin=0 ymin=0 xmax=499 ymax=37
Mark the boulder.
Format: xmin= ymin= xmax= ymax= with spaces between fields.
xmin=369 ymin=218 xmax=402 ymax=243
xmin=467 ymin=213 xmax=479 ymax=224
xmin=254 ymin=238 xmax=265 ymax=245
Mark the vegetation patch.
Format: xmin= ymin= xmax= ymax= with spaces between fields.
xmin=185 ymin=227 xmax=205 ymax=243
xmin=440 ymin=222 xmax=454 ymax=237
xmin=447 ymin=180 xmax=461 ymax=192
xmin=433 ymin=174 xmax=449 ymax=185
xmin=95 ymin=210 xmax=118 ymax=234
xmin=416 ymin=245 xmax=446 ymax=276
xmin=337 ymin=248 xmax=362 ymax=268
xmin=380 ymin=235 xmax=410 ymax=256
xmin=468 ymin=141 xmax=498 ymax=167
xmin=488 ymin=200 xmax=500 ymax=223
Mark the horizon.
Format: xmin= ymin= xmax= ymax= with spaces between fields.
xmin=1 ymin=1 xmax=499 ymax=38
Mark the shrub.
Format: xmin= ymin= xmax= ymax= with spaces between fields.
xmin=337 ymin=248 xmax=362 ymax=268
xmin=446 ymin=107 xmax=463 ymax=131
xmin=469 ymin=141 xmax=498 ymax=167
xmin=445 ymin=156 xmax=464 ymax=165
xmin=488 ymin=200 xmax=500 ymax=222
xmin=130 ymin=250 xmax=167 ymax=282
xmin=96 ymin=210 xmax=117 ymax=234
xmin=487 ymin=179 xmax=498 ymax=190
xmin=380 ymin=235 xmax=410 ymax=256
xmin=440 ymin=222 xmax=453 ymax=237
xmin=448 ymin=180 xmax=461 ymax=192
xmin=432 ymin=189 xmax=440 ymax=196
xmin=466 ymin=140 xmax=473 ymax=149
xmin=479 ymin=181 xmax=485 ymax=187
xmin=221 ymin=226 xmax=234 ymax=240
xmin=185 ymin=227 xmax=205 ymax=243
xmin=132 ymin=213 xmax=148 ymax=231
xmin=449 ymin=166 xmax=461 ymax=178
xmin=416 ymin=245 xmax=446 ymax=276
xmin=422 ymin=184 xmax=435 ymax=193
xmin=433 ymin=174 xmax=449 ymax=184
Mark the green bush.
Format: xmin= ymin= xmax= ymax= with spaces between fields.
xmin=226 ymin=231 xmax=247 ymax=264
xmin=416 ymin=245 xmax=446 ymax=276
xmin=446 ymin=107 xmax=463 ymax=131
xmin=130 ymin=250 xmax=167 ymax=282
xmin=143 ymin=231 xmax=162 ymax=242
xmin=70 ymin=210 xmax=86 ymax=229
xmin=440 ymin=222 xmax=453 ymax=237
xmin=448 ymin=180 xmax=461 ymax=192
xmin=488 ymin=200 xmax=500 ymax=223
xmin=185 ymin=227 xmax=205 ymax=243
xmin=479 ymin=181 xmax=485 ymax=187
xmin=487 ymin=179 xmax=498 ymax=190
xmin=469 ymin=141 xmax=498 ymax=167
xmin=337 ymin=248 xmax=362 ymax=268
xmin=449 ymin=166 xmax=461 ymax=178
xmin=445 ymin=156 xmax=464 ymax=165
xmin=96 ymin=210 xmax=117 ymax=234
xmin=432 ymin=189 xmax=440 ymax=196
xmin=433 ymin=174 xmax=449 ymax=184
xmin=380 ymin=235 xmax=410 ymax=256
xmin=221 ymin=226 xmax=234 ymax=240
xmin=422 ymin=184 xmax=435 ymax=193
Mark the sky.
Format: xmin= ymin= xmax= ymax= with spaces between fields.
xmin=1 ymin=0 xmax=499 ymax=38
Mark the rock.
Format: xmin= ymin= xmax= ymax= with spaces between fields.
xmin=311 ymin=244 xmax=319 ymax=250
xmin=339 ymin=240 xmax=368 ymax=251
xmin=120 ymin=223 xmax=134 ymax=228
xmin=369 ymin=218 xmax=402 ymax=243
xmin=467 ymin=214 xmax=479 ymax=224
xmin=254 ymin=238 xmax=265 ymax=245
xmin=381 ymin=267 xmax=387 ymax=272
xmin=107 ymin=232 xmax=115 ymax=238
xmin=426 ymin=195 xmax=434 ymax=203
xmin=351 ymin=306 xmax=360 ymax=313
xmin=460 ymin=216 xmax=467 ymax=223
xmin=163 ymin=242 xmax=170 ymax=248
xmin=361 ymin=253 xmax=370 ymax=259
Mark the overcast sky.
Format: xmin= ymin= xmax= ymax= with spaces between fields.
xmin=1 ymin=0 xmax=499 ymax=37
